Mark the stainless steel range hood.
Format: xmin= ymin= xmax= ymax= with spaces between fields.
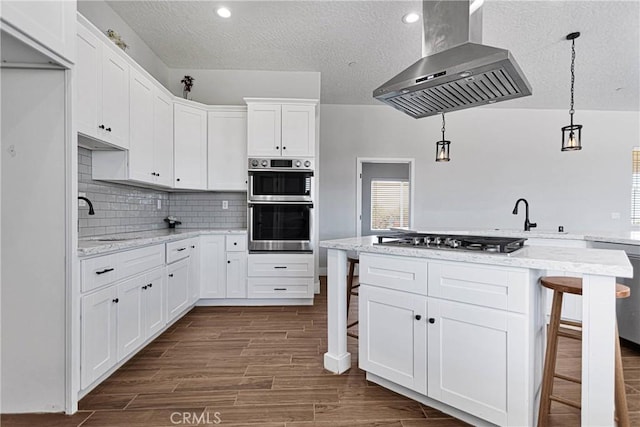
xmin=374 ymin=0 xmax=532 ymax=119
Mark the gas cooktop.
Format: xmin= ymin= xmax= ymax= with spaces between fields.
xmin=375 ymin=233 xmax=527 ymax=254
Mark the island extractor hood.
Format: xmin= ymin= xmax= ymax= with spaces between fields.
xmin=374 ymin=0 xmax=532 ymax=119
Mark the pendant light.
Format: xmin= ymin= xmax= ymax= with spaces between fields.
xmin=561 ymin=32 xmax=583 ymax=151
xmin=435 ymin=112 xmax=450 ymax=162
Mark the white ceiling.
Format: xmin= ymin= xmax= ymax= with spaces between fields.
xmin=106 ymin=0 xmax=639 ymax=111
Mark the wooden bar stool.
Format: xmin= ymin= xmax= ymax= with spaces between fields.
xmin=538 ymin=276 xmax=630 ymax=427
xmin=346 ymin=256 xmax=359 ymax=338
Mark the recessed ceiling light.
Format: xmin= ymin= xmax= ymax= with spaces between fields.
xmin=217 ymin=7 xmax=231 ymax=18
xmin=402 ymin=12 xmax=420 ymax=24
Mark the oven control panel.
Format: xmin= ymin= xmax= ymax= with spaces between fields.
xmin=249 ymin=158 xmax=313 ymax=170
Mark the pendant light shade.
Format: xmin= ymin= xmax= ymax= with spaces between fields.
xmin=435 ymin=112 xmax=450 ymax=162
xmin=562 ymin=32 xmax=583 ymax=152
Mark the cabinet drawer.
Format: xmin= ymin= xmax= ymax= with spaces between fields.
xmin=82 ymin=254 xmax=119 ymax=293
xmin=226 ymin=235 xmax=247 ymax=252
xmin=428 ymin=261 xmax=528 ymax=313
xmin=248 ymin=277 xmax=313 ymax=298
xmin=166 ymin=239 xmax=191 ymax=264
xmin=248 ymin=254 xmax=313 ymax=277
xmin=117 ymin=245 xmax=164 ymax=279
xmin=360 ymin=253 xmax=428 ymax=295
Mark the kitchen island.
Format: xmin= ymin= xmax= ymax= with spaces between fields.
xmin=320 ymin=235 xmax=632 ymax=426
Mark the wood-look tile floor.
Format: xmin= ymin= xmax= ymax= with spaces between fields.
xmin=4 ymin=277 xmax=640 ymax=426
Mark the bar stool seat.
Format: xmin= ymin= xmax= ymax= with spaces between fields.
xmin=347 ymin=255 xmax=359 ymax=339
xmin=538 ymin=276 xmax=630 ymax=427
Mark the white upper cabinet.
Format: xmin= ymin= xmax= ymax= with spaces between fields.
xmin=246 ymin=99 xmax=317 ymax=158
xmin=208 ymin=109 xmax=247 ymax=191
xmin=153 ymin=91 xmax=174 ymax=188
xmin=281 ymin=104 xmax=316 ymax=157
xmin=0 ymin=0 xmax=76 ymax=65
xmin=128 ymin=68 xmax=155 ymax=183
xmin=76 ymin=23 xmax=129 ymax=149
xmin=247 ymin=103 xmax=281 ymax=157
xmin=174 ymin=103 xmax=207 ymax=190
xmin=128 ymin=67 xmax=174 ymax=187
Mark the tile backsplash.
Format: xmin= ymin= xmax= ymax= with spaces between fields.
xmin=78 ymin=147 xmax=247 ymax=238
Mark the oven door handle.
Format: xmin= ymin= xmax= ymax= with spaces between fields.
xmin=248 ymin=201 xmax=313 ymax=208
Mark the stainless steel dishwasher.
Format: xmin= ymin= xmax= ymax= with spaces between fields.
xmin=590 ymin=241 xmax=640 ymax=345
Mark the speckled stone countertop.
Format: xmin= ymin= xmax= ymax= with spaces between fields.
xmin=78 ymin=228 xmax=247 ymax=257
xmin=383 ymin=228 xmax=640 ymax=245
xmin=320 ymin=235 xmax=633 ymax=277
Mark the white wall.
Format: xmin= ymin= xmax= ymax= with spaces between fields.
xmin=319 ymin=104 xmax=640 ymax=266
xmin=167 ymin=69 xmax=321 ymax=105
xmin=1 ymin=69 xmax=67 ymax=412
xmin=77 ymin=0 xmax=170 ymax=87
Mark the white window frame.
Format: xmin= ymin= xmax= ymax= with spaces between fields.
xmin=370 ymin=179 xmax=410 ymax=231
xmin=631 ymin=147 xmax=640 ymax=226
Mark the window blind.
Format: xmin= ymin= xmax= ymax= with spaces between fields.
xmin=632 ymin=148 xmax=640 ymax=225
xmin=371 ymin=180 xmax=409 ymax=230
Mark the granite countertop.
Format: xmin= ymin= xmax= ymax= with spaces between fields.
xmin=78 ymin=228 xmax=247 ymax=257
xmin=387 ymin=228 xmax=640 ymax=246
xmin=319 ymin=235 xmax=633 ymax=277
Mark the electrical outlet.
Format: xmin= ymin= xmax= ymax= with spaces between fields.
xmin=79 ymin=192 xmax=86 ymax=207
xmin=222 ymin=200 xmax=228 ymax=210
xmin=157 ymin=199 xmax=162 ymax=209
xmin=611 ymin=212 xmax=621 ymax=220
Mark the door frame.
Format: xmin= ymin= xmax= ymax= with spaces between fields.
xmin=356 ymin=157 xmax=415 ymax=237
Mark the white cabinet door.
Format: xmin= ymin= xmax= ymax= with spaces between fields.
xmin=100 ymin=48 xmax=129 ymax=149
xmin=153 ymin=90 xmax=174 ymax=188
xmin=359 ymin=285 xmax=427 ymax=394
xmin=199 ymin=235 xmax=226 ymax=298
xmin=116 ymin=276 xmax=145 ymax=361
xmin=174 ymin=103 xmax=207 ymax=189
xmin=247 ymin=103 xmax=281 ymax=157
xmin=128 ymin=68 xmax=155 ymax=184
xmin=144 ymin=267 xmax=166 ymax=338
xmin=76 ymin=25 xmax=101 ymax=140
xmin=226 ymin=252 xmax=247 ymax=298
xmin=167 ymin=258 xmax=190 ymax=322
xmin=208 ymin=110 xmax=248 ymax=191
xmin=81 ymin=286 xmax=117 ymax=389
xmin=427 ymin=299 xmax=527 ymax=426
xmin=281 ymin=104 xmax=315 ymax=157
xmin=188 ymin=239 xmax=200 ymax=304
xmin=1 ymin=0 xmax=76 ymax=63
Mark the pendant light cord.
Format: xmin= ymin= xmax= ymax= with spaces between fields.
xmin=441 ymin=112 xmax=446 ymax=141
xmin=569 ymin=38 xmax=576 ymax=120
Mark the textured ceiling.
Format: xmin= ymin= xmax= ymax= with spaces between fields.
xmin=106 ymin=0 xmax=639 ymax=110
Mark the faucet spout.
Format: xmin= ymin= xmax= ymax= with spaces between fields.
xmin=78 ymin=196 xmax=95 ymax=215
xmin=512 ymin=198 xmax=536 ymax=231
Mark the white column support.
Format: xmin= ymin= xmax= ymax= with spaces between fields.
xmin=324 ymin=248 xmax=351 ymax=373
xmin=581 ymin=273 xmax=616 ymax=425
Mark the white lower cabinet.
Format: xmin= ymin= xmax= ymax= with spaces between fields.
xmin=188 ymin=238 xmax=200 ymax=305
xmin=247 ymin=253 xmax=314 ymax=299
xmin=358 ymin=254 xmax=533 ymax=426
xmin=226 ymin=252 xmax=247 ymax=298
xmin=167 ymin=258 xmax=190 ymax=322
xmin=200 ymin=234 xmax=248 ymax=299
xmin=81 ymin=286 xmax=117 ymax=389
xmin=81 ymin=266 xmax=167 ymax=389
xmin=116 ymin=276 xmax=145 ymax=361
xmin=200 ymin=235 xmax=226 ymax=298
xmin=427 ymin=299 xmax=526 ymax=426
xmin=359 ymin=285 xmax=427 ymax=394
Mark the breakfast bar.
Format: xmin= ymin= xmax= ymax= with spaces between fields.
xmin=320 ymin=234 xmax=632 ymax=426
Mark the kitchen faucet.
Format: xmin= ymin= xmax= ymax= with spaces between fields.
xmin=512 ymin=198 xmax=536 ymax=231
xmin=78 ymin=196 xmax=95 ymax=215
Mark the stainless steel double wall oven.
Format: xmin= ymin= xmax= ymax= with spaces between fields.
xmin=248 ymin=158 xmax=314 ymax=253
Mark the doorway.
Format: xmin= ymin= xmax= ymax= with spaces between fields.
xmin=356 ymin=158 xmax=415 ymax=237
